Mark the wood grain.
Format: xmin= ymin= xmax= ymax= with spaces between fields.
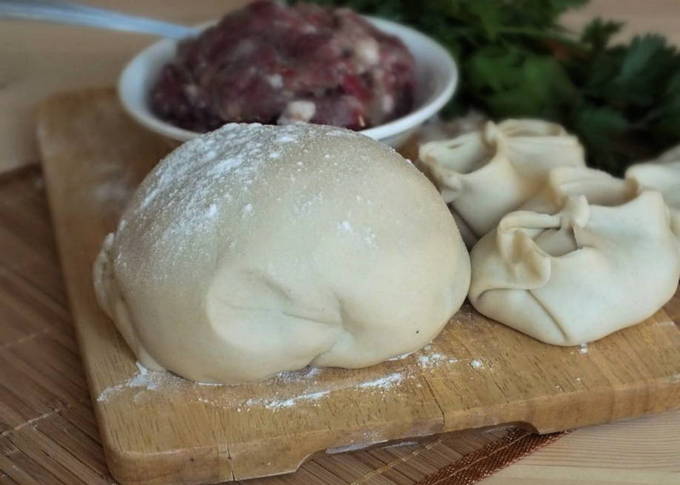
xmin=36 ymin=88 xmax=680 ymax=485
xmin=481 ymin=411 xmax=680 ymax=485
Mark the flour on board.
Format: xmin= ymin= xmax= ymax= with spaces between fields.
xmin=338 ymin=220 xmax=353 ymax=232
xmin=417 ymin=352 xmax=458 ymax=368
xmin=244 ymin=390 xmax=332 ymax=410
xmin=356 ymin=372 xmax=403 ymax=390
xmin=97 ymin=363 xmax=185 ymax=402
xmin=97 ymin=341 xmax=464 ymax=409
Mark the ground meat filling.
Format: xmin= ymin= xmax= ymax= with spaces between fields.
xmin=151 ymin=0 xmax=416 ymax=132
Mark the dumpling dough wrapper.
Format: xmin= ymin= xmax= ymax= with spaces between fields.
xmin=626 ymin=144 xmax=680 ymax=242
xmin=419 ymin=119 xmax=585 ymax=245
xmin=469 ymin=167 xmax=680 ymax=346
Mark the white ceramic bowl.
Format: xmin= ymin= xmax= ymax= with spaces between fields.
xmin=118 ymin=16 xmax=458 ymax=148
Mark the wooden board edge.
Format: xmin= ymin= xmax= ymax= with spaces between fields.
xmin=439 ymin=376 xmax=680 ymax=435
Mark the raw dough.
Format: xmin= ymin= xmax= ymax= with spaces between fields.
xmin=468 ymin=167 xmax=680 ymax=345
xmin=626 ymin=144 xmax=680 ymax=241
xmin=94 ymin=123 xmax=470 ymax=384
xmin=419 ymin=119 xmax=585 ymax=245
xmin=522 ymin=166 xmax=639 ymax=213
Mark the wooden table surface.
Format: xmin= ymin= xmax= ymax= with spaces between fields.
xmin=1 ymin=1 xmax=680 ymax=484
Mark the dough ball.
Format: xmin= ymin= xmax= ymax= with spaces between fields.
xmin=419 ymin=119 xmax=585 ymax=245
xmin=468 ymin=167 xmax=680 ymax=346
xmin=94 ymin=123 xmax=470 ymax=384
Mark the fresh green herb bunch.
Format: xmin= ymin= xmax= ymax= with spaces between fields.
xmin=304 ymin=0 xmax=680 ymax=174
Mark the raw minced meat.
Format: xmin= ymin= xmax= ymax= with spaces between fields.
xmin=151 ymin=0 xmax=416 ymax=132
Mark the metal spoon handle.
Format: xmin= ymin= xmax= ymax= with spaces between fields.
xmin=0 ymin=0 xmax=198 ymax=39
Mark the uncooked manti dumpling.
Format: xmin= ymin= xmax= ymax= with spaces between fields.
xmin=419 ymin=119 xmax=585 ymax=245
xmin=469 ymin=167 xmax=680 ymax=345
xmin=626 ymin=144 xmax=680 ymax=240
xmin=522 ymin=166 xmax=639 ymax=214
xmin=94 ymin=123 xmax=470 ymax=384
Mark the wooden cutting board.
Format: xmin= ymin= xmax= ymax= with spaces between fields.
xmin=36 ymin=88 xmax=680 ymax=485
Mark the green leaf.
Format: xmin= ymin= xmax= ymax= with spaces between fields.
xmin=617 ymin=35 xmax=668 ymax=83
xmin=475 ymin=55 xmax=576 ymax=119
xmin=571 ymin=106 xmax=630 ymax=172
xmin=651 ymin=92 xmax=680 ymax=140
xmin=467 ymin=0 xmax=504 ymax=41
xmin=573 ymin=106 xmax=629 ymax=142
xmin=465 ymin=47 xmax=524 ymax=93
xmin=580 ymin=18 xmax=622 ymax=52
xmin=598 ymin=35 xmax=680 ymax=108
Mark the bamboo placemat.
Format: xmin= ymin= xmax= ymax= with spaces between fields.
xmin=0 ymin=166 xmax=565 ymax=484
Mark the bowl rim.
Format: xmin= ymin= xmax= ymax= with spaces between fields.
xmin=118 ymin=15 xmax=458 ymax=143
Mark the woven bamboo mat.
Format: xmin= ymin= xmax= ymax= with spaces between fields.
xmin=0 ymin=166 xmax=565 ymax=484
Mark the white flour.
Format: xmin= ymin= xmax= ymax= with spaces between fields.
xmin=97 ymin=343 xmax=464 ymax=409
xmin=387 ymin=352 xmax=413 ymax=361
xmin=97 ymin=363 xmax=181 ymax=402
xmin=356 ymin=372 xmax=403 ymax=390
xmin=245 ymin=390 xmax=331 ymax=410
xmin=97 ymin=363 xmax=213 ymax=402
xmin=417 ymin=352 xmax=458 ymax=368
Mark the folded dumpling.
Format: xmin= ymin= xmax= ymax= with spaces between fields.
xmin=468 ymin=168 xmax=680 ymax=346
xmin=523 ymin=166 xmax=639 ymax=214
xmin=626 ymin=144 xmax=680 ymax=239
xmin=419 ymin=119 xmax=585 ymax=245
